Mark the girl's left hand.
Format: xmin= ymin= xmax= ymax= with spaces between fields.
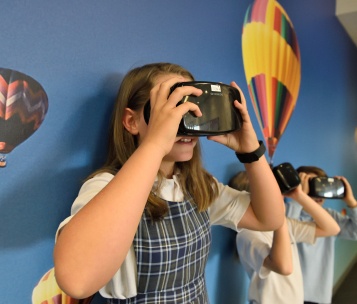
xmin=335 ymin=176 xmax=357 ymax=208
xmin=207 ymin=81 xmax=260 ymax=153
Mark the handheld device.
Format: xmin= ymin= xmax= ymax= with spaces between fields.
xmin=308 ymin=177 xmax=345 ymax=198
xmin=143 ymin=81 xmax=243 ymax=136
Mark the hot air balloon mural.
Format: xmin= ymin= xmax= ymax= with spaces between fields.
xmin=32 ymin=267 xmax=94 ymax=304
xmin=0 ymin=68 xmax=48 ymax=167
xmin=242 ymin=0 xmax=301 ymax=164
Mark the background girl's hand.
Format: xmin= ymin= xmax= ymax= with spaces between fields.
xmin=141 ymin=76 xmax=202 ymax=156
xmin=298 ymin=172 xmax=312 ymax=195
xmin=207 ymin=81 xmax=260 ymax=153
xmin=335 ymin=176 xmax=357 ymax=208
xmin=283 ymin=183 xmax=303 ymax=200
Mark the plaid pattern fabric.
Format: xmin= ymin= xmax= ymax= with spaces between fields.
xmin=108 ymin=199 xmax=211 ymax=304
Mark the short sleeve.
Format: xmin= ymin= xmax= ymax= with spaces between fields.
xmin=236 ymin=229 xmax=272 ymax=279
xmin=208 ymin=181 xmax=250 ymax=231
xmin=327 ymin=207 xmax=357 ymax=240
xmin=55 ymin=172 xmax=138 ymax=299
xmin=55 ymin=172 xmax=114 ymax=241
xmin=287 ymin=218 xmax=316 ymax=244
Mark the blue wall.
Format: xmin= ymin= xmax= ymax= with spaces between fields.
xmin=0 ymin=1 xmax=356 ymax=303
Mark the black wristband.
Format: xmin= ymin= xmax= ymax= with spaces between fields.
xmin=235 ymin=140 xmax=266 ymax=163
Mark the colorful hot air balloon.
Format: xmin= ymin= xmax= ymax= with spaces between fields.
xmin=242 ymin=0 xmax=301 ymax=164
xmin=32 ymin=267 xmax=94 ymax=304
xmin=0 ymin=68 xmax=48 ymax=167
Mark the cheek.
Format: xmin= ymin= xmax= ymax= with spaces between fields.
xmin=137 ymin=118 xmax=148 ymax=144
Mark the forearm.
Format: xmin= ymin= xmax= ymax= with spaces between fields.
xmin=298 ymin=194 xmax=340 ymax=237
xmin=345 ymin=196 xmax=357 ymax=208
xmin=263 ymin=218 xmax=293 ymax=275
xmin=54 ymin=142 xmax=164 ymax=298
xmin=245 ymin=156 xmax=285 ymax=231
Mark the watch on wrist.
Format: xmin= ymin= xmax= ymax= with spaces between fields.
xmin=235 ymin=140 xmax=266 ymax=163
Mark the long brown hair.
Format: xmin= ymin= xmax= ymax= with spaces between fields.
xmin=88 ymin=62 xmax=218 ymax=220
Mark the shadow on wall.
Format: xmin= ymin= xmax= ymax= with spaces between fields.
xmin=202 ymin=161 xmax=249 ymax=304
xmin=0 ymin=73 xmax=122 ymax=250
xmin=211 ymin=226 xmax=249 ymax=304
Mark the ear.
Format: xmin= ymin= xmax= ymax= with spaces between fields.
xmin=122 ymin=108 xmax=140 ymax=135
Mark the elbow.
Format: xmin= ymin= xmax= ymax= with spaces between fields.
xmin=54 ymin=265 xmax=95 ymax=300
xmin=262 ymin=203 xmax=285 ymax=231
xmin=53 ymin=251 xmax=97 ymax=300
xmin=265 ymin=256 xmax=293 ymax=276
xmin=316 ymin=225 xmax=340 ymax=238
xmin=275 ymin=263 xmax=293 ymax=276
xmin=328 ymin=223 xmax=341 ymax=236
xmin=262 ymin=214 xmax=285 ymax=231
xmin=265 ymin=220 xmax=283 ymax=232
xmin=333 ymin=225 xmax=341 ymax=236
xmin=278 ymin=265 xmax=293 ymax=276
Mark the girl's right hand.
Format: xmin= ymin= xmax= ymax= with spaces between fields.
xmin=284 ymin=182 xmax=304 ymax=201
xmin=299 ymin=172 xmax=312 ymax=195
xmin=141 ymin=76 xmax=202 ymax=156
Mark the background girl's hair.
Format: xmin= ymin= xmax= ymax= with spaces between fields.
xmin=87 ymin=62 xmax=218 ymax=220
xmin=228 ymin=171 xmax=250 ymax=192
xmin=296 ymin=165 xmax=327 ymax=177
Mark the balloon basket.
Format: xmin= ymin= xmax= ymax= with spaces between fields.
xmin=0 ymin=154 xmax=6 ymax=167
xmin=269 ymin=160 xmax=273 ymax=168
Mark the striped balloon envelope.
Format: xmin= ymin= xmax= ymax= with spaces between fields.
xmin=32 ymin=267 xmax=94 ymax=304
xmin=0 ymin=68 xmax=48 ymax=167
xmin=242 ymin=0 xmax=301 ymax=164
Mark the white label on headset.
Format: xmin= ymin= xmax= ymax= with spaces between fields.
xmin=211 ymin=84 xmax=221 ymax=92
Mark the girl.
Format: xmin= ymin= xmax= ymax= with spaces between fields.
xmin=231 ymin=171 xmax=340 ymax=304
xmin=54 ymin=62 xmax=285 ymax=303
xmin=286 ymin=166 xmax=357 ymax=304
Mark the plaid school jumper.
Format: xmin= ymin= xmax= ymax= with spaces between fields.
xmin=108 ymin=199 xmax=211 ymax=304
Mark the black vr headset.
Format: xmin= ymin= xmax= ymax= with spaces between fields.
xmin=143 ymin=81 xmax=243 ymax=136
xmin=272 ymin=162 xmax=301 ymax=194
xmin=308 ymin=177 xmax=345 ymax=199
xmin=272 ymin=162 xmax=345 ymax=198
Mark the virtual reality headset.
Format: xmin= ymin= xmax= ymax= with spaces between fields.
xmin=272 ymin=162 xmax=345 ymax=199
xmin=143 ymin=81 xmax=243 ymax=136
xmin=308 ymin=177 xmax=345 ymax=199
xmin=272 ymin=162 xmax=301 ymax=194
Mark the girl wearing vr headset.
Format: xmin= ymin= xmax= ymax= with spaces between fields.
xmin=285 ymin=166 xmax=357 ymax=304
xmin=231 ymin=170 xmax=340 ymax=304
xmin=53 ymin=62 xmax=285 ymax=303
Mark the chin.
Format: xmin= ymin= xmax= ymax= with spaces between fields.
xmin=176 ymin=155 xmax=195 ymax=162
xmin=164 ymin=152 xmax=194 ymax=163
xmin=176 ymin=155 xmax=194 ymax=162
xmin=168 ymin=142 xmax=196 ymax=161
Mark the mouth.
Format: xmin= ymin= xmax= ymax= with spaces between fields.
xmin=176 ymin=137 xmax=194 ymax=143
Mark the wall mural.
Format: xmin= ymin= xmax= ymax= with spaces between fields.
xmin=32 ymin=267 xmax=94 ymax=304
xmin=0 ymin=68 xmax=48 ymax=167
xmin=32 ymin=1 xmax=300 ymax=302
xmin=242 ymin=0 xmax=301 ymax=165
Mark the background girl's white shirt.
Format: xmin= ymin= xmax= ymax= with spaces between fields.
xmin=236 ymin=219 xmax=316 ymax=304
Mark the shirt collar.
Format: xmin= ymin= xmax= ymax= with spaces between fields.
xmin=153 ymin=173 xmax=184 ymax=202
